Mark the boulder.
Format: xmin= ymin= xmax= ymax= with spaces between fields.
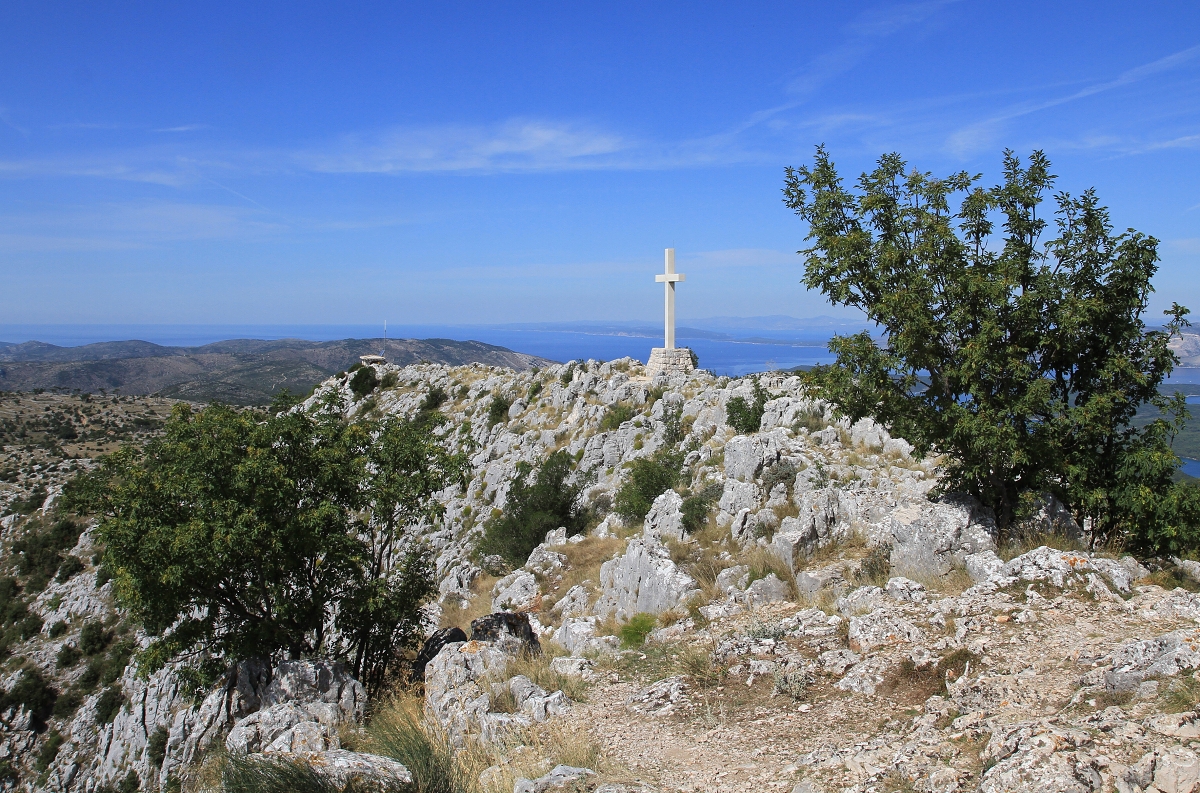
xmin=414 ymin=627 xmax=468 ymax=682
xmin=717 ymin=480 xmax=760 ymax=527
xmin=837 ymin=586 xmax=885 ymax=617
xmin=491 ymin=570 xmax=540 ymax=612
xmin=741 ymin=573 xmax=791 ymax=606
xmin=593 ymin=538 xmax=699 ymax=621
xmin=470 ymin=612 xmax=541 ymax=655
xmin=643 ymin=490 xmax=686 ymax=541
xmin=525 ymin=546 xmax=568 ymax=577
xmin=515 ymin=765 xmax=596 ymax=793
xmin=883 ymin=495 xmax=996 ymax=578
xmin=715 ymin=565 xmax=750 ymax=594
xmin=964 ymin=549 xmax=1005 ymax=584
xmin=305 ymin=750 xmax=413 ymax=787
xmin=1103 ymin=629 xmax=1200 ymax=692
xmin=723 ymin=429 xmax=789 ymax=482
xmin=885 ymin=577 xmax=927 ymax=603
xmin=552 ymin=617 xmax=619 ymax=657
xmin=551 ymin=585 xmax=591 ymax=618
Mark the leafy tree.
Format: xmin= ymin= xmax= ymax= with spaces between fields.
xmin=783 ymin=147 xmax=1200 ymax=549
xmin=333 ymin=414 xmax=467 ymax=692
xmin=480 ymin=450 xmax=592 ymax=565
xmin=68 ymin=401 xmax=464 ymax=688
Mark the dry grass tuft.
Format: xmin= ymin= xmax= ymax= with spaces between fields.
xmin=503 ymin=643 xmax=590 ymax=702
xmin=997 ymin=531 xmax=1089 ymax=562
xmin=439 ymin=572 xmax=500 ymax=634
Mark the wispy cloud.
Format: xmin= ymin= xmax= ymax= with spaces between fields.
xmin=0 ymin=201 xmax=287 ymax=252
xmin=153 ymin=124 xmax=208 ymax=133
xmin=300 ymin=119 xmax=630 ymax=174
xmin=946 ymin=44 xmax=1200 ymax=156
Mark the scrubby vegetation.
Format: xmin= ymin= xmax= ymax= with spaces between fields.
xmin=725 ymin=380 xmax=769 ymax=435
xmin=614 ymin=450 xmax=683 ymax=523
xmin=479 ymin=450 xmax=592 ymax=566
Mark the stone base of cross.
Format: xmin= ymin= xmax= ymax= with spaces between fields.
xmin=646 ymin=347 xmax=695 ymax=379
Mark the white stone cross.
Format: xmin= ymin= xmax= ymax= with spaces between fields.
xmin=655 ymin=248 xmax=685 ymax=350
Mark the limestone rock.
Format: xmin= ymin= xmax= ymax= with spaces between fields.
xmin=515 ymin=764 xmax=596 ymax=793
xmin=415 ymin=627 xmax=468 ymax=682
xmin=1103 ymin=628 xmax=1200 ymax=692
xmin=741 ymin=573 xmax=790 ymax=606
xmin=964 ymin=549 xmax=1005 ymax=584
xmin=626 ymin=676 xmax=688 ymax=715
xmin=551 ymin=585 xmax=591 ymax=618
xmin=886 ymin=576 xmax=927 ymax=603
xmin=837 ymin=586 xmax=885 ymax=617
xmin=593 ymin=538 xmax=699 ymax=621
xmin=715 ymin=565 xmax=750 ymax=594
xmin=847 ymin=610 xmax=924 ymax=653
xmin=471 ymin=612 xmax=542 ymax=654
xmin=526 ymin=546 xmax=568 ymax=577
xmin=643 ymin=490 xmax=686 ymax=541
xmin=884 ymin=495 xmax=996 ymax=578
xmin=305 ymin=749 xmax=413 ymax=787
xmin=492 ymin=570 xmax=540 ymax=612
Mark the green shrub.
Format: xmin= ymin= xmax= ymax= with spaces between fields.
xmin=479 ymin=450 xmax=592 ymax=565
xmin=80 ymin=621 xmax=110 ymax=656
xmin=51 ymin=688 xmax=82 ymax=719
xmin=528 ymin=381 xmax=543 ymax=400
xmin=56 ymin=644 xmax=81 ymax=668
xmin=48 ymin=620 xmax=67 ymax=638
xmin=762 ymin=460 xmax=799 ymax=496
xmin=349 ymin=367 xmax=380 ymax=400
xmin=0 ymin=665 xmax=57 ymax=730
xmin=726 ymin=381 xmax=768 ymax=435
xmin=380 ymin=371 xmax=399 ymax=389
xmin=147 ymin=726 xmax=169 ymax=768
xmin=95 ymin=685 xmax=124 ymax=724
xmin=55 ymin=555 xmax=84 ymax=583
xmin=614 ymin=451 xmax=682 ymax=523
xmin=681 ymin=482 xmax=722 ymax=533
xmin=486 ymin=394 xmax=512 ymax=427
xmin=620 ymin=613 xmax=658 ymax=647
xmin=35 ymin=729 xmax=63 ymax=773
xmin=599 ymin=403 xmax=634 ymax=432
xmin=559 ymin=362 xmax=577 ymax=386
xmin=13 ymin=518 xmax=83 ymax=591
xmin=419 ymin=386 xmax=448 ymax=413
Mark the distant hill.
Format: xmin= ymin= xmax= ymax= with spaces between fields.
xmin=0 ymin=337 xmax=553 ymax=405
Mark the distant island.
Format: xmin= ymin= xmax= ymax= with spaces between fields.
xmin=0 ymin=337 xmax=552 ymax=405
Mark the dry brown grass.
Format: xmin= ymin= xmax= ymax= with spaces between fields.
xmin=550 ymin=536 xmax=625 ymax=610
xmin=997 ymin=530 xmax=1089 ymax=562
xmin=440 ymin=572 xmax=500 ymax=633
xmin=904 ymin=562 xmax=975 ymax=596
xmin=502 ymin=641 xmax=590 ymax=702
xmin=739 ymin=546 xmax=800 ymax=600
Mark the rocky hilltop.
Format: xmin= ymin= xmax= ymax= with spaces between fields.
xmin=4 ymin=358 xmax=1200 ymax=792
xmin=0 ymin=337 xmax=550 ymax=405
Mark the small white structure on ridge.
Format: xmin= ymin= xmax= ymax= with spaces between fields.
xmin=646 ymin=248 xmax=695 ymax=378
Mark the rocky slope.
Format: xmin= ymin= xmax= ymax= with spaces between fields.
xmin=4 ymin=358 xmax=1200 ymax=792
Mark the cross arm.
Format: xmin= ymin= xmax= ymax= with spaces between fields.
xmin=655 ymin=274 xmax=685 ymax=283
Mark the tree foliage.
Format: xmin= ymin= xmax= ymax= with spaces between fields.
xmin=479 ymin=450 xmax=592 ymax=565
xmin=67 ymin=400 xmax=466 ymax=690
xmin=726 ymin=381 xmax=768 ymax=435
xmin=783 ymin=147 xmax=1199 ymax=551
xmin=614 ymin=450 xmax=683 ymax=524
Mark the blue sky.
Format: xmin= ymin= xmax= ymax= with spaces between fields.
xmin=1 ymin=1 xmax=1198 ymax=327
